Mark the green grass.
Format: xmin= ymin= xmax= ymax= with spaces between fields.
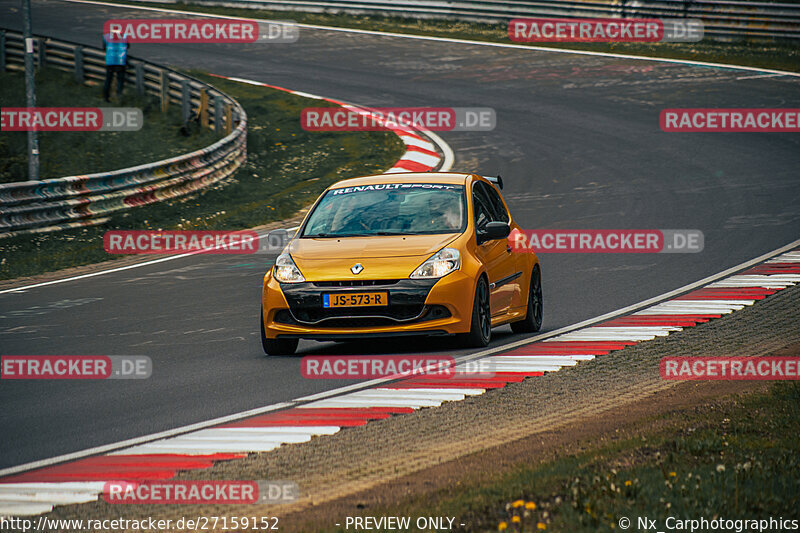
xmin=314 ymin=383 xmax=800 ymax=533
xmin=0 ymin=68 xmax=220 ymax=183
xmin=82 ymin=0 xmax=800 ymax=73
xmin=0 ymin=70 xmax=405 ymax=280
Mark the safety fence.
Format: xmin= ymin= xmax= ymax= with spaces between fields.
xmin=0 ymin=28 xmax=247 ymax=236
xmin=197 ymin=0 xmax=800 ymax=41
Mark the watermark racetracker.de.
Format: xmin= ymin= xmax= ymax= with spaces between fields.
xmin=301 ymin=356 xmax=502 ymax=379
xmin=1 ymin=355 xmax=151 ymax=379
xmin=661 ymin=357 xmax=800 ymax=380
xmin=1 ymin=107 xmax=143 ymax=131
xmin=509 ymin=229 xmax=704 ymax=253
xmin=301 ymin=107 xmax=496 ymax=132
xmin=509 ymin=18 xmax=703 ymax=43
xmin=103 ymin=229 xmax=292 ymax=255
xmin=102 ymin=480 xmax=298 ymax=504
xmin=104 ymin=19 xmax=298 ymax=43
xmin=660 ymin=109 xmax=800 ymax=132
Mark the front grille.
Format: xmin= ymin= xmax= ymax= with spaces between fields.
xmin=296 ymin=304 xmax=424 ymax=323
xmin=274 ymin=305 xmax=450 ymax=328
xmin=277 ymin=278 xmax=440 ymax=328
xmin=312 ymin=280 xmax=400 ymax=288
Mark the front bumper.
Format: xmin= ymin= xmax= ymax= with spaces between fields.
xmin=262 ymin=271 xmax=475 ymax=339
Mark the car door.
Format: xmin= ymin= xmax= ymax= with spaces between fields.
xmin=472 ymin=181 xmax=516 ymax=316
xmin=481 ymin=181 xmax=524 ymax=310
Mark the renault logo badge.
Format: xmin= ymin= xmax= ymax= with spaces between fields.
xmin=351 ymin=263 xmax=364 ymax=275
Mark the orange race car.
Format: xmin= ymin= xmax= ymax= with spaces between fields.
xmin=260 ymin=172 xmax=542 ymax=355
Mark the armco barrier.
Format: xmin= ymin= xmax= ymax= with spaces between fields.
xmin=187 ymin=0 xmax=800 ymax=41
xmin=0 ymin=28 xmax=247 ymax=236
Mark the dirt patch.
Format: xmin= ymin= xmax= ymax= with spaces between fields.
xmin=282 ymin=379 xmax=771 ymax=532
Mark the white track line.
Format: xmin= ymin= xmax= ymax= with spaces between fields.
xmin=61 ymin=0 xmax=800 ymax=79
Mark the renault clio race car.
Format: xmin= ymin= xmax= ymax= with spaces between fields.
xmin=260 ymin=172 xmax=542 ymax=355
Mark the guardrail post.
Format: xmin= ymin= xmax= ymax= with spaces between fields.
xmin=160 ymin=70 xmax=169 ymax=112
xmin=181 ymin=79 xmax=191 ymax=123
xmin=37 ymin=38 xmax=45 ymax=69
xmin=135 ymin=62 xmax=144 ymax=96
xmin=214 ymin=94 xmax=223 ymax=134
xmin=225 ymin=103 xmax=233 ymax=135
xmin=74 ymin=45 xmax=83 ymax=83
xmin=199 ymin=88 xmax=209 ymax=129
xmin=0 ymin=31 xmax=5 ymax=72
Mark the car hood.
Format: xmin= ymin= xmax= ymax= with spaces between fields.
xmin=289 ymin=233 xmax=459 ymax=259
xmin=288 ymin=233 xmax=460 ymax=281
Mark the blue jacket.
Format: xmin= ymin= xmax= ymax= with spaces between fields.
xmin=103 ymin=33 xmax=129 ymax=66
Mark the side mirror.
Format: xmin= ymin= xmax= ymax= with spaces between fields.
xmin=477 ymin=221 xmax=511 ymax=244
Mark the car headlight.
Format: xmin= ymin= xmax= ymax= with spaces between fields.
xmin=274 ymin=253 xmax=305 ymax=283
xmin=410 ymin=248 xmax=461 ymax=279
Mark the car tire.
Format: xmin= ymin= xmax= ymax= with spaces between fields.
xmin=457 ymin=276 xmax=492 ymax=348
xmin=261 ymin=309 xmax=298 ymax=355
xmin=511 ymin=265 xmax=543 ymax=334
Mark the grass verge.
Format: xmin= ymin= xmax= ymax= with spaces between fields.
xmin=0 ymin=67 xmax=220 ymax=183
xmin=82 ymin=0 xmax=800 ymax=73
xmin=0 ymin=70 xmax=405 ymax=280
xmin=318 ymin=381 xmax=800 ymax=533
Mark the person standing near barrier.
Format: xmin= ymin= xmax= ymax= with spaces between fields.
xmin=102 ymin=29 xmax=129 ymax=102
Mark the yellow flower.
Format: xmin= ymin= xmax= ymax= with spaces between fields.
xmin=525 ymin=501 xmax=537 ymax=510
xmin=498 ymin=522 xmax=508 ymax=531
xmin=669 ymin=472 xmax=677 ymax=477
xmin=512 ymin=500 xmax=525 ymax=508
xmin=512 ymin=516 xmax=521 ymax=524
xmin=537 ymin=523 xmax=547 ymax=530
xmin=625 ymin=480 xmax=632 ymax=486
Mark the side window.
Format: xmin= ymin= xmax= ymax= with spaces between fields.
xmin=479 ymin=182 xmax=510 ymax=223
xmin=472 ymin=185 xmax=493 ymax=231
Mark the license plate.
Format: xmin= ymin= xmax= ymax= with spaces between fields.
xmin=323 ymin=292 xmax=388 ymax=308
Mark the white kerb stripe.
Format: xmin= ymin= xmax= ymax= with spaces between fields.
xmin=302 ymin=397 xmax=438 ymax=408
xmin=0 ymin=492 xmax=98 ymax=504
xmin=397 ymin=135 xmax=436 ymax=151
xmin=171 ymin=432 xmax=314 ymax=444
xmin=0 ymin=502 xmax=55 ymax=516
xmin=113 ymin=442 xmax=282 ymax=454
xmin=485 ymin=356 xmax=589 ymax=364
xmin=375 ymin=387 xmax=485 ymax=396
xmin=767 ymin=252 xmax=800 ymax=262
xmin=474 ymin=363 xmax=565 ymax=372
xmin=398 ymin=150 xmax=440 ymax=167
xmin=347 ymin=389 xmax=470 ymax=399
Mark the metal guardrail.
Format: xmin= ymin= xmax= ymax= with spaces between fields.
xmin=0 ymin=28 xmax=248 ymax=236
xmin=194 ymin=0 xmax=800 ymax=41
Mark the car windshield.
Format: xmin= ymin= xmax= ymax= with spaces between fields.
xmin=302 ymin=183 xmax=466 ymax=237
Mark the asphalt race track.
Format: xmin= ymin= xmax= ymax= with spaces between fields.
xmin=1 ymin=0 xmax=799 ymax=470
